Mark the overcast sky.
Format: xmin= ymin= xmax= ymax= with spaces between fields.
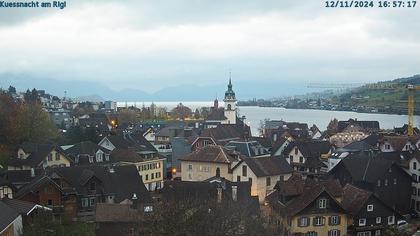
xmin=0 ymin=0 xmax=419 ymax=93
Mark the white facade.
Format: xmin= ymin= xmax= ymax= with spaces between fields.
xmin=409 ymin=157 xmax=420 ymax=213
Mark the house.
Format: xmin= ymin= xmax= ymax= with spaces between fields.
xmin=224 ymin=140 xmax=270 ymax=157
xmin=0 ymin=169 xmax=40 ymax=190
xmin=8 ymin=143 xmax=72 ymax=170
xmin=309 ymin=124 xmax=322 ymax=139
xmin=263 ymin=120 xmax=310 ymax=142
xmin=379 ymin=135 xmax=420 ymax=153
xmin=232 ymin=156 xmax=293 ymax=203
xmin=95 ymin=200 xmax=144 ymax=236
xmin=161 ymin=177 xmax=258 ymax=210
xmin=394 ymin=124 xmax=420 ymax=136
xmin=282 ymin=140 xmax=332 ymax=175
xmin=62 ymin=141 xmax=112 ymax=166
xmin=0 ymin=201 xmax=22 ymax=236
xmin=0 ymin=178 xmax=15 ymax=199
xmin=408 ymin=151 xmax=420 ymax=213
xmin=190 ymin=136 xmax=217 ymax=152
xmin=328 ymin=152 xmax=413 ymax=215
xmin=271 ymin=137 xmax=292 ymax=156
xmin=180 ymin=145 xmax=241 ymax=182
xmin=266 ymin=177 xmax=348 ymax=236
xmin=110 ymin=148 xmax=165 ymax=191
xmin=14 ymin=175 xmax=71 ymax=218
xmin=341 ymin=184 xmax=401 ymax=236
xmin=337 ymin=119 xmax=379 ymax=133
xmin=98 ymin=133 xmax=158 ymax=158
xmin=49 ymin=165 xmax=151 ymax=221
xmin=2 ymin=198 xmax=51 ymax=231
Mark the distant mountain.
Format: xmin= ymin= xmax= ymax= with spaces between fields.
xmin=74 ymin=95 xmax=105 ymax=102
xmin=0 ymin=73 xmax=320 ymax=101
xmin=391 ymin=74 xmax=420 ymax=85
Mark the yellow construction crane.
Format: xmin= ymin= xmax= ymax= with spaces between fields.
xmin=308 ymin=83 xmax=420 ymax=135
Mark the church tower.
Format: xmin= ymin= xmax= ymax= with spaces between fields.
xmin=223 ymin=73 xmax=236 ymax=124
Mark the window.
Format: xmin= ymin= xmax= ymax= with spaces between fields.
xmin=385 ymin=144 xmax=391 ymax=150
xmin=414 ymin=161 xmax=417 ymax=170
xmin=331 ymin=215 xmax=340 ymax=225
xmin=248 ymin=178 xmax=252 ymax=186
xmin=318 ymin=198 xmax=327 ymax=209
xmin=295 ymin=147 xmax=298 ymax=155
xmin=237 ymin=176 xmax=240 ymax=182
xmin=357 ymin=232 xmax=371 ymax=236
xmin=329 ymin=230 xmax=339 ymax=236
xmin=145 ymin=174 xmax=149 ymax=181
xmin=376 ymin=217 xmax=381 ymax=224
xmin=188 ymin=164 xmax=192 ymax=171
xmin=242 ymin=166 xmax=247 ymax=177
xmin=393 ymin=178 xmax=397 ymax=185
xmin=305 ymin=232 xmax=317 ymax=236
xmin=266 ymin=177 xmax=271 ymax=186
xmin=377 ymin=179 xmax=381 ymax=187
xmin=89 ymin=156 xmax=93 ymax=163
xmin=414 ymin=187 xmax=418 ymax=195
xmin=299 ymin=156 xmax=304 ymax=163
xmin=151 ymin=173 xmax=154 ymax=179
xmin=367 ymin=204 xmax=373 ymax=212
xmin=48 ymin=153 xmax=52 ymax=161
xmin=90 ymin=197 xmax=95 ymax=206
xmin=298 ymin=217 xmax=309 ymax=227
xmin=96 ymin=153 xmax=103 ymax=162
xmin=413 ymin=174 xmax=418 ymax=182
xmin=105 ymin=154 xmax=110 ymax=161
xmin=55 ymin=153 xmax=60 ymax=160
xmin=47 ymin=199 xmax=53 ymax=206
xmin=81 ymin=198 xmax=89 ymax=207
xmin=359 ymin=218 xmax=366 ymax=226
xmin=384 ymin=179 xmax=388 ymax=186
xmin=375 ymin=230 xmax=380 ymax=236
xmin=387 ymin=216 xmax=395 ymax=225
xmin=314 ymin=216 xmax=324 ymax=226
xmin=90 ymin=182 xmax=96 ymax=191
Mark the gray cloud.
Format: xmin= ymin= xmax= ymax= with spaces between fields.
xmin=0 ymin=0 xmax=419 ymax=99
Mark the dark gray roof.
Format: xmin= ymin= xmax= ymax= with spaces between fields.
xmin=2 ymin=198 xmax=42 ymax=215
xmin=106 ymin=133 xmax=157 ymax=153
xmin=283 ymin=140 xmax=332 ymax=157
xmin=64 ymin=141 xmax=110 ymax=157
xmin=0 ymin=201 xmax=19 ymax=232
xmin=8 ymin=143 xmax=69 ymax=168
xmin=51 ymin=165 xmax=151 ymax=203
xmin=225 ymin=140 xmax=270 ymax=157
xmin=339 ymin=140 xmax=375 ymax=152
xmin=242 ymin=156 xmax=293 ymax=177
xmin=180 ymin=145 xmax=240 ymax=164
xmin=337 ymin=119 xmax=380 ymax=133
xmin=331 ymin=152 xmax=401 ymax=184
xmin=110 ymin=148 xmax=145 ymax=163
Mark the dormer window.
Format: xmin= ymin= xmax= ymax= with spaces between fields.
xmin=48 ymin=153 xmax=53 ymax=161
xmin=385 ymin=144 xmax=391 ymax=150
xmin=367 ymin=204 xmax=373 ymax=212
xmin=89 ymin=156 xmax=93 ymax=163
xmin=90 ymin=182 xmax=96 ymax=191
xmin=318 ymin=198 xmax=327 ymax=209
xmin=96 ymin=152 xmax=103 ymax=162
xmin=105 ymin=154 xmax=110 ymax=161
xmin=55 ymin=153 xmax=60 ymax=160
xmin=414 ymin=161 xmax=418 ymax=170
xmin=75 ymin=156 xmax=79 ymax=163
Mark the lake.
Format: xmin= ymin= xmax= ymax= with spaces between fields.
xmin=117 ymin=102 xmax=419 ymax=136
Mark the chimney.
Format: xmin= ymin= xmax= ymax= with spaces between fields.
xmin=217 ymin=187 xmax=222 ymax=203
xmin=30 ymin=168 xmax=35 ymax=178
xmin=232 ymin=185 xmax=237 ymax=202
xmin=131 ymin=193 xmax=138 ymax=209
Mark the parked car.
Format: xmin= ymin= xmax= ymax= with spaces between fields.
xmin=397 ymin=220 xmax=409 ymax=230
